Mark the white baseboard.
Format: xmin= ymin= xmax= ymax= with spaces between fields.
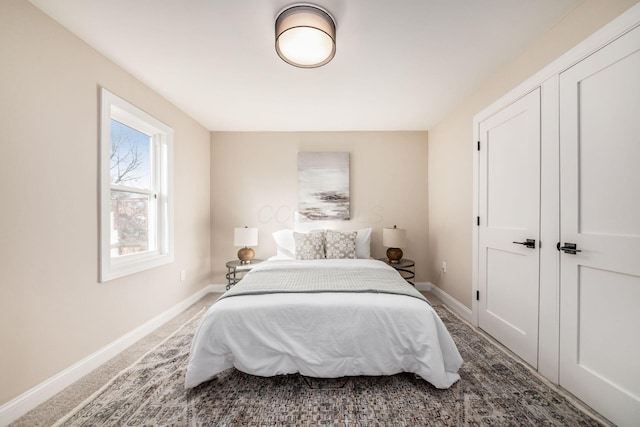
xmin=426 ymin=283 xmax=473 ymax=323
xmin=414 ymin=281 xmax=433 ymax=291
xmin=209 ymin=284 xmax=227 ymax=292
xmin=0 ymin=284 xmax=215 ymax=427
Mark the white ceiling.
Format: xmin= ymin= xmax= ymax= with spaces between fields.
xmin=29 ymin=0 xmax=582 ymax=131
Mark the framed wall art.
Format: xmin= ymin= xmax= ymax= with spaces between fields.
xmin=298 ymin=152 xmax=350 ymax=221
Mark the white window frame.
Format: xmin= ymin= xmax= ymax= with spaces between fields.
xmin=99 ymin=88 xmax=174 ymax=282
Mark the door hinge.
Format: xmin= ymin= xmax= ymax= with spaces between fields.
xmin=477 ymin=140 xmax=480 ymax=151
xmin=476 ymin=290 xmax=480 ymax=301
xmin=477 ymin=216 xmax=480 ymax=226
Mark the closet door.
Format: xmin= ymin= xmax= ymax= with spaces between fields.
xmin=478 ymin=88 xmax=541 ymax=368
xmin=559 ymin=25 xmax=640 ymax=427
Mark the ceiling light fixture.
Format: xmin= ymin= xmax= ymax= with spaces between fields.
xmin=275 ymin=4 xmax=336 ymax=68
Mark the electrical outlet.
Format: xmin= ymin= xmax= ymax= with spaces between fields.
xmin=441 ymin=262 xmax=447 ymax=273
xmin=180 ymin=269 xmax=186 ymax=282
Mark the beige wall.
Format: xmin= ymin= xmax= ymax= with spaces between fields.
xmin=3 ymin=0 xmax=637 ymax=410
xmin=0 ymin=1 xmax=211 ymax=405
xmin=427 ymin=0 xmax=640 ymax=308
xmin=210 ymin=132 xmax=428 ymax=283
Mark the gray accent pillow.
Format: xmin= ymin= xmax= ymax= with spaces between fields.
xmin=293 ymin=231 xmax=325 ymax=260
xmin=325 ymin=230 xmax=357 ymax=259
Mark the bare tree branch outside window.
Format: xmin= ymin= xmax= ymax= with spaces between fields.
xmin=110 ymin=123 xmax=145 ymax=186
xmin=109 ymin=120 xmax=152 ymax=256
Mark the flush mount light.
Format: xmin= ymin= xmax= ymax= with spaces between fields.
xmin=275 ymin=4 xmax=336 ymax=68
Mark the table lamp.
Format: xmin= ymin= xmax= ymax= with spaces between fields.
xmin=383 ymin=225 xmax=407 ymax=264
xmin=234 ymin=226 xmax=258 ymax=264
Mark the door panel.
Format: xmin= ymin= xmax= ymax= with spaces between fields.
xmin=485 ymin=248 xmax=531 ymax=334
xmin=478 ymin=88 xmax=541 ymax=368
xmin=559 ymin=25 xmax=640 ymax=427
xmin=577 ymin=48 xmax=640 ymax=236
xmin=486 ymin=111 xmax=530 ymax=230
xmin=576 ymin=266 xmax=640 ymax=395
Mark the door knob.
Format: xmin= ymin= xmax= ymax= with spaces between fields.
xmin=558 ymin=242 xmax=581 ymax=254
xmin=513 ymin=239 xmax=536 ymax=249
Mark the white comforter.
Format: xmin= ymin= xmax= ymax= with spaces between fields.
xmin=185 ymin=259 xmax=462 ymax=389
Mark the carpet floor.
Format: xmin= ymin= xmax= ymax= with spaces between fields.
xmin=40 ymin=303 xmax=609 ymax=426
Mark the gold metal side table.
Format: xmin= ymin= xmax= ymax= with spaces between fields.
xmin=225 ymin=259 xmax=263 ymax=290
xmin=378 ymin=258 xmax=415 ymax=286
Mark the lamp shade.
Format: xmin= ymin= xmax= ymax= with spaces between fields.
xmin=234 ymin=227 xmax=258 ymax=247
xmin=383 ymin=226 xmax=407 ymax=248
xmin=275 ymin=4 xmax=336 ymax=68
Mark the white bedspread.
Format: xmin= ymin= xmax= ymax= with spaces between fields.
xmin=185 ymin=259 xmax=462 ymax=389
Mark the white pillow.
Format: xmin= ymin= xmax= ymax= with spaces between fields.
xmin=272 ymin=229 xmax=295 ymax=259
xmin=355 ymin=227 xmax=372 ymax=259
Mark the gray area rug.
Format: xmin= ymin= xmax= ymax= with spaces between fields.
xmin=53 ymin=306 xmax=606 ymax=426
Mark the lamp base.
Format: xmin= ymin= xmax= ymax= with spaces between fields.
xmin=386 ymin=247 xmax=403 ymax=264
xmin=237 ymin=247 xmax=255 ymax=264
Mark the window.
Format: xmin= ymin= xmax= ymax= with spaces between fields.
xmin=100 ymin=88 xmax=173 ymax=282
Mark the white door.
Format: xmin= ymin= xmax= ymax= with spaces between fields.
xmin=478 ymin=89 xmax=541 ymax=368
xmin=559 ymin=25 xmax=640 ymax=427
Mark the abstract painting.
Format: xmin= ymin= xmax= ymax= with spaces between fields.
xmin=298 ymin=152 xmax=350 ymax=221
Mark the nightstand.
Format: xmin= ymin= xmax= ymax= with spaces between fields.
xmin=378 ymin=258 xmax=415 ymax=286
xmin=225 ymin=259 xmax=263 ymax=290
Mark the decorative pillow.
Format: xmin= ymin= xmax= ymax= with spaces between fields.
xmin=272 ymin=229 xmax=295 ymax=259
xmin=325 ymin=230 xmax=357 ymax=259
xmin=355 ymin=228 xmax=372 ymax=259
xmin=294 ymin=231 xmax=325 ymax=260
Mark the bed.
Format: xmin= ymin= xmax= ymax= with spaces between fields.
xmin=185 ymin=253 xmax=463 ymax=390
